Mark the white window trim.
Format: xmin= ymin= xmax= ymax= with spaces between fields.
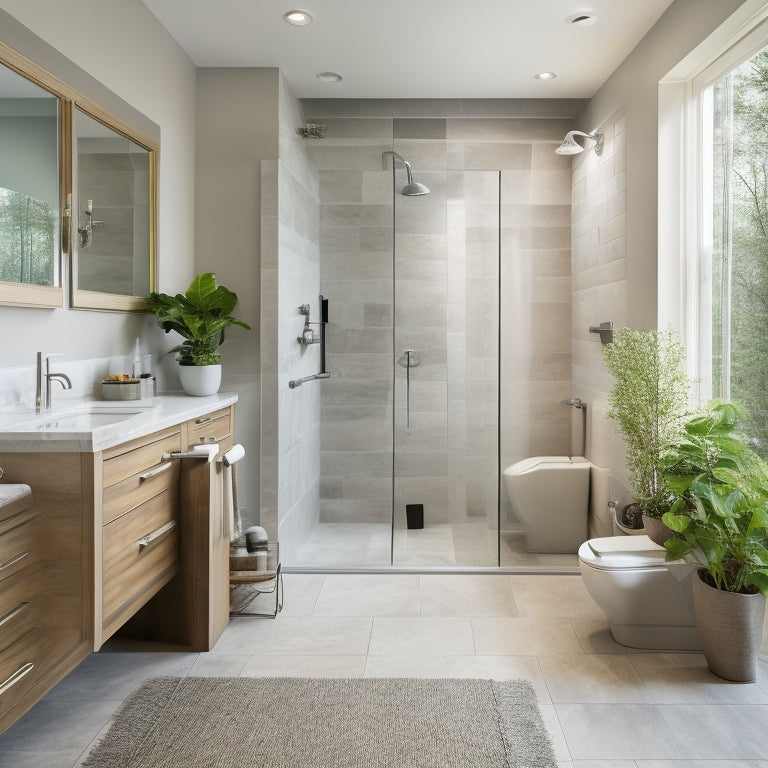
xmin=658 ymin=0 xmax=768 ymax=403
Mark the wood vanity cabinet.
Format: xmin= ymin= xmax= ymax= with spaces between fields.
xmin=95 ymin=406 xmax=234 ymax=649
xmin=98 ymin=425 xmax=182 ymax=644
xmin=0 ymin=401 xmax=235 ymax=734
xmin=0 ymin=453 xmax=92 ymax=735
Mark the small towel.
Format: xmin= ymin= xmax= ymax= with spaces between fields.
xmin=0 ymin=483 xmax=32 ymax=508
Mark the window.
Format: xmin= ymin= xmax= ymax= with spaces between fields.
xmin=701 ymin=44 xmax=768 ymax=454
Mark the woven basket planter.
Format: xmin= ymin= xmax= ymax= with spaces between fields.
xmin=692 ymin=569 xmax=766 ymax=682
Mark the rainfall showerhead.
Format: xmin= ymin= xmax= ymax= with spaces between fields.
xmin=401 ymin=171 xmax=430 ymax=196
xmin=382 ymin=151 xmax=430 ymax=196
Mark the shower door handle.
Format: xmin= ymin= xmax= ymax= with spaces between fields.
xmin=397 ymin=349 xmax=421 ymax=429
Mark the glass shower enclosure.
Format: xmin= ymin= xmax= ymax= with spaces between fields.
xmin=296 ymin=152 xmax=501 ymax=568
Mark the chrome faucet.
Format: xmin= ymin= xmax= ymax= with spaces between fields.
xmin=35 ymin=352 xmax=72 ymax=412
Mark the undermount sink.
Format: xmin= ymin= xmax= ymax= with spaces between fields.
xmin=33 ymin=411 xmax=141 ymax=430
xmin=13 ymin=405 xmax=147 ymax=431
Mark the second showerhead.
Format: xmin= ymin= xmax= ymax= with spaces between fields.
xmin=382 ymin=151 xmax=430 ymax=196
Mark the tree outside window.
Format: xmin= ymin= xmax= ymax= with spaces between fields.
xmin=711 ymin=48 xmax=768 ymax=455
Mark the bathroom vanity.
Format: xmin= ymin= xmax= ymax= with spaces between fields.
xmin=0 ymin=394 xmax=236 ymax=733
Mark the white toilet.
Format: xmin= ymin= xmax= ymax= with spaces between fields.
xmin=502 ymin=456 xmax=590 ymax=553
xmin=579 ymin=535 xmax=702 ymax=650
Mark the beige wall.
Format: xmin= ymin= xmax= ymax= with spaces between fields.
xmin=575 ymin=0 xmax=746 ymax=332
xmin=572 ymin=0 xmax=747 ymax=525
xmin=0 ymin=0 xmax=197 ymax=378
xmin=196 ymin=68 xmax=280 ymax=533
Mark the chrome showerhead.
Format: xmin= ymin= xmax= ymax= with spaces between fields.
xmin=382 ymin=151 xmax=431 ymax=196
xmin=401 ymin=181 xmax=430 ymax=196
xmin=400 ymin=160 xmax=430 ymax=196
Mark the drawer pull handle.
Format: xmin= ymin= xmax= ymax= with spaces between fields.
xmin=0 ymin=602 xmax=29 ymax=629
xmin=139 ymin=462 xmax=174 ymax=482
xmin=0 ymin=663 xmax=34 ymax=697
xmin=0 ymin=551 xmax=28 ymax=574
xmin=138 ymin=520 xmax=177 ymax=553
xmin=0 ymin=506 xmax=41 ymax=536
xmin=195 ymin=416 xmax=212 ymax=425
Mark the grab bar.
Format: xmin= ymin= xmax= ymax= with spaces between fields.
xmin=289 ymin=372 xmax=330 ymax=389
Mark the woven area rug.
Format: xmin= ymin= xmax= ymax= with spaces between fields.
xmin=82 ymin=677 xmax=557 ymax=768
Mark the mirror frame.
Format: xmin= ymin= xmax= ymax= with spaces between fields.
xmin=0 ymin=40 xmax=70 ymax=309
xmin=0 ymin=10 xmax=160 ymax=312
xmin=70 ymin=97 xmax=157 ymax=312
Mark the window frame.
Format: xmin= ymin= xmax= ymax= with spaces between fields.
xmin=659 ymin=8 xmax=768 ymax=404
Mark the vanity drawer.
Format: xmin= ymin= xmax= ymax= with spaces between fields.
xmin=102 ymin=460 xmax=180 ymax=527
xmin=102 ymin=485 xmax=180 ymax=633
xmin=102 ymin=427 xmax=182 ymax=489
xmin=0 ymin=628 xmax=45 ymax=720
xmin=0 ymin=511 xmax=40 ymax=585
xmin=0 ymin=493 xmax=34 ymax=528
xmin=0 ymin=589 xmax=34 ymax=648
xmin=188 ymin=407 xmax=232 ymax=448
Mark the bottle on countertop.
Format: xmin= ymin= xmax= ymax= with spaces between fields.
xmin=132 ymin=338 xmax=142 ymax=378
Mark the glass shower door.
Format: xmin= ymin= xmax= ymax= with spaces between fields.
xmin=392 ymin=169 xmax=500 ymax=567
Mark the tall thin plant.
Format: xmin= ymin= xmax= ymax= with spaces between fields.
xmin=603 ymin=327 xmax=692 ymax=518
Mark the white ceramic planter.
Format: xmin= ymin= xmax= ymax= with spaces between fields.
xmin=178 ymin=364 xmax=221 ymax=397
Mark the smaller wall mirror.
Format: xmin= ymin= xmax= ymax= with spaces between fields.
xmin=0 ymin=51 xmax=65 ymax=308
xmin=71 ymin=102 xmax=156 ymax=311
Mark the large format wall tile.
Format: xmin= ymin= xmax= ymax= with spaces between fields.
xmin=303 ymin=114 xmax=571 ymax=562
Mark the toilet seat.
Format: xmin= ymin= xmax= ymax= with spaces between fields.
xmin=578 ymin=535 xmax=669 ymax=570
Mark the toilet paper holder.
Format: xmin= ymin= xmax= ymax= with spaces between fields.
xmin=589 ymin=321 xmax=614 ymax=344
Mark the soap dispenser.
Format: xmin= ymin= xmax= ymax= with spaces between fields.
xmin=132 ymin=338 xmax=142 ymax=377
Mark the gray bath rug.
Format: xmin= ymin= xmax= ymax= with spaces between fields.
xmin=82 ymin=676 xmax=557 ymax=768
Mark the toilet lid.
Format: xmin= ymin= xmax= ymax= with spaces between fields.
xmin=578 ymin=535 xmax=672 ymax=570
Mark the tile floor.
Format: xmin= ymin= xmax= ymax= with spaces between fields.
xmin=0 ymin=573 xmax=766 ymax=767
xmin=292 ymin=522 xmax=579 ymax=568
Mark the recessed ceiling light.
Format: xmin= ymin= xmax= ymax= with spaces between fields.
xmin=283 ymin=9 xmax=313 ymax=26
xmin=566 ymin=12 xmax=598 ymax=26
xmin=316 ymin=71 xmax=343 ymax=83
xmin=535 ymin=72 xmax=557 ymax=81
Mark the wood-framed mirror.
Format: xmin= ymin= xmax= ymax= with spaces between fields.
xmin=0 ymin=10 xmax=160 ymax=313
xmin=0 ymin=42 xmax=68 ymax=309
xmin=70 ymin=99 xmax=157 ymax=312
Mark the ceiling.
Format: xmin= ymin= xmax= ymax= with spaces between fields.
xmin=140 ymin=0 xmax=675 ymax=99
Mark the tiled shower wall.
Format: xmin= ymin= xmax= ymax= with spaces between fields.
xmin=262 ymin=76 xmax=321 ymax=564
xmin=301 ymin=103 xmax=575 ymax=543
xmin=570 ymin=108 xmax=630 ymax=537
xmin=77 ymin=140 xmax=149 ymax=296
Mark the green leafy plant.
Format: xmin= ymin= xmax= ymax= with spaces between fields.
xmin=149 ymin=273 xmax=251 ymax=366
xmin=602 ymin=327 xmax=692 ymax=518
xmin=661 ymin=401 xmax=768 ymax=595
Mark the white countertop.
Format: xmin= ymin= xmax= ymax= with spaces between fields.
xmin=0 ymin=392 xmax=238 ymax=453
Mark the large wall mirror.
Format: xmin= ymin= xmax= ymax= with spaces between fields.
xmin=0 ymin=48 xmax=66 ymax=308
xmin=0 ymin=14 xmax=159 ymax=312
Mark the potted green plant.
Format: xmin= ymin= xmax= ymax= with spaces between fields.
xmin=150 ymin=272 xmax=251 ymax=397
xmin=661 ymin=401 xmax=768 ymax=681
xmin=602 ymin=327 xmax=692 ymax=541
